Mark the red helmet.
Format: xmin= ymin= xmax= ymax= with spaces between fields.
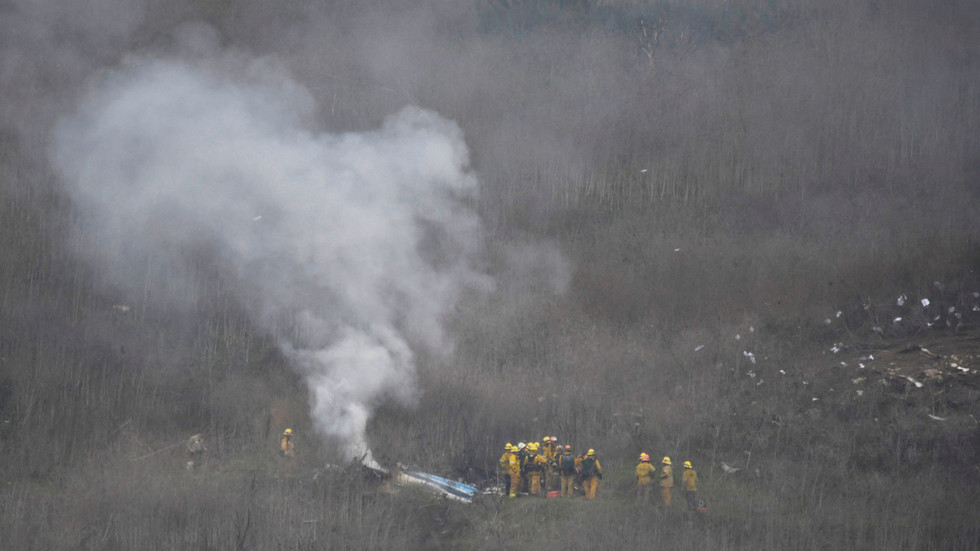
xmin=564 ymin=444 xmax=572 ymax=450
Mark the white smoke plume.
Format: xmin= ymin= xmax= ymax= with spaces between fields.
xmin=51 ymin=55 xmax=492 ymax=465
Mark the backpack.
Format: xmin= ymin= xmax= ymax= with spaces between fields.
xmin=580 ymin=457 xmax=596 ymax=477
xmin=559 ymin=454 xmax=576 ymax=475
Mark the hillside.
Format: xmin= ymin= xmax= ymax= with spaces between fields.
xmin=1 ymin=0 xmax=980 ymax=549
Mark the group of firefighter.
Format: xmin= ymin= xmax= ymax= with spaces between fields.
xmin=499 ymin=436 xmax=700 ymax=510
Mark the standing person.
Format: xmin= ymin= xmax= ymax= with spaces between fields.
xmin=499 ymin=443 xmax=516 ymax=496
xmin=185 ymin=433 xmax=207 ymax=471
xmin=659 ymin=456 xmax=674 ymax=508
xmin=507 ymin=444 xmax=522 ymax=498
xmin=635 ymin=453 xmax=655 ymax=503
xmin=542 ymin=436 xmax=557 ymax=491
xmin=580 ymin=449 xmax=602 ymax=499
xmin=682 ymin=461 xmax=698 ymax=510
xmin=280 ymin=428 xmax=296 ymax=459
xmin=516 ymin=442 xmax=528 ymax=494
xmin=279 ymin=428 xmax=296 ymax=476
xmin=527 ymin=442 xmax=549 ymax=496
xmin=558 ymin=445 xmax=579 ymax=497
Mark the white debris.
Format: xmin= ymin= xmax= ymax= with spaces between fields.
xmin=252 ymin=215 xmax=262 ymax=221
xmin=779 ymin=369 xmax=786 ymax=375
xmin=957 ymin=366 xmax=970 ymax=373
xmin=742 ymin=351 xmax=756 ymax=364
xmin=948 ymin=306 xmax=956 ymax=313
xmin=920 ymin=298 xmax=930 ymax=307
xmin=720 ymin=462 xmax=740 ymax=474
xmin=830 ymin=344 xmax=842 ymax=354
xmin=893 ymin=317 xmax=902 ymax=324
xmin=824 ymin=318 xmax=832 ymax=325
xmin=840 ymin=362 xmax=847 ymax=367
xmin=112 ymin=304 xmax=131 ymax=312
xmin=973 ymin=305 xmax=980 ymax=312
xmin=897 ymin=294 xmax=907 ymax=306
xmin=974 ymin=292 xmax=979 ymax=298
xmin=640 ymin=168 xmax=648 ymax=173
xmin=859 ymin=363 xmax=865 ymax=369
xmin=749 ymin=326 xmax=755 ymax=333
xmin=747 ymin=370 xmax=756 ymax=378
xmin=905 ymin=376 xmax=923 ymax=388
xmin=735 ymin=334 xmax=741 ymax=340
xmin=856 ymin=390 xmax=864 ymax=396
xmin=836 ymin=311 xmax=842 ymax=318
xmin=812 ymin=397 xmax=819 ymax=401
xmin=694 ymin=345 xmax=704 ymax=352
xmin=873 ymin=326 xmax=883 ymax=334
xmin=927 ymin=414 xmax=947 ymax=421
xmin=674 ymin=248 xmax=681 ymax=252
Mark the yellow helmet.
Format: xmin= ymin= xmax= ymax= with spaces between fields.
xmin=283 ymin=428 xmax=293 ymax=436
xmin=505 ymin=442 xmax=513 ymax=451
xmin=542 ymin=435 xmax=550 ymax=442
xmin=683 ymin=461 xmax=693 ymax=469
xmin=662 ymin=456 xmax=671 ymax=465
xmin=640 ymin=453 xmax=650 ymax=461
xmin=529 ymin=442 xmax=539 ymax=451
xmin=587 ymin=449 xmax=595 ymax=456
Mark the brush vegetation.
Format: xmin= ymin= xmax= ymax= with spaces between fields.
xmin=2 ymin=0 xmax=979 ymax=549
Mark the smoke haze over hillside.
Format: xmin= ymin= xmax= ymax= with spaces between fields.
xmin=51 ymin=53 xmax=493 ymax=462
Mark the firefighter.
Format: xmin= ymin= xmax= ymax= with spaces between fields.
xmin=516 ymin=442 xmax=529 ymax=493
xmin=558 ymin=445 xmax=579 ymax=497
xmin=499 ymin=443 xmax=516 ymax=496
xmin=541 ymin=436 xmax=557 ymax=490
xmin=580 ymin=449 xmax=602 ymax=499
xmin=659 ymin=456 xmax=674 ymax=507
xmin=507 ymin=444 xmax=522 ymax=498
xmin=280 ymin=428 xmax=295 ymax=459
xmin=635 ymin=452 xmax=655 ymax=503
xmin=526 ymin=442 xmax=549 ymax=496
xmin=682 ymin=460 xmax=698 ymax=510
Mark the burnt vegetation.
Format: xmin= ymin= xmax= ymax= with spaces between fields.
xmin=2 ymin=0 xmax=980 ymax=549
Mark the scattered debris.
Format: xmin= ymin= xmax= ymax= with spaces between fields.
xmin=390 ymin=465 xmax=480 ymax=503
xmin=720 ymin=462 xmax=740 ymax=474
xmin=927 ymin=414 xmax=948 ymax=421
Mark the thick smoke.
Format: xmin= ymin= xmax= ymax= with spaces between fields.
xmin=51 ymin=55 xmax=492 ymax=464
